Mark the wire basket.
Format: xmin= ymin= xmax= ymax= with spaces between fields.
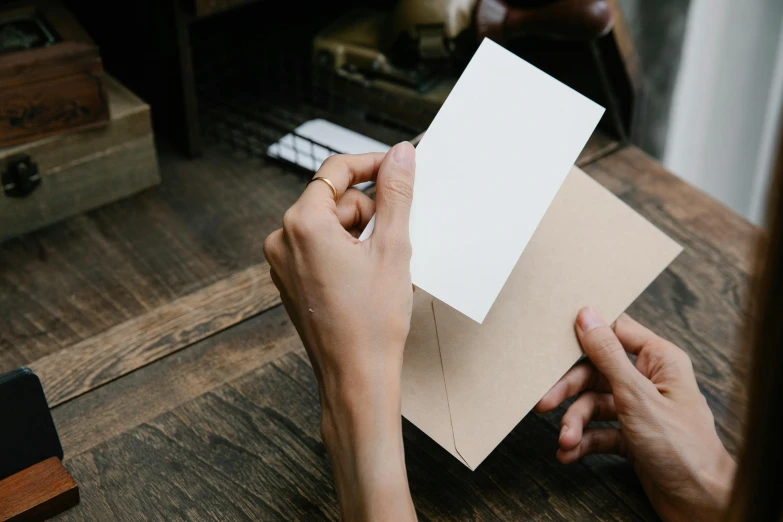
xmin=196 ymin=25 xmax=428 ymax=180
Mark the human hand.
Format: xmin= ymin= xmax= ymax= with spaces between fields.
xmin=263 ymin=143 xmax=417 ymax=522
xmin=536 ymin=308 xmax=735 ymax=522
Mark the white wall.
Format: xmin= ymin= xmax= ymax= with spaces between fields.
xmin=664 ymin=0 xmax=783 ymax=226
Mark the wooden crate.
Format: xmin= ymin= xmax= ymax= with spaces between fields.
xmin=0 ymin=76 xmax=160 ymax=242
xmin=0 ymin=0 xmax=110 ymax=147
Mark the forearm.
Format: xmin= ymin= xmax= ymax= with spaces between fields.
xmin=320 ymin=368 xmax=416 ymax=522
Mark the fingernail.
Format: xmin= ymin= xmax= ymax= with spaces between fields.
xmin=577 ymin=307 xmax=605 ymax=333
xmin=559 ymin=425 xmax=569 ymax=442
xmin=392 ymin=142 xmax=415 ymax=171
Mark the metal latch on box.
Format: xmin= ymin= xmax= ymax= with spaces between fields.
xmin=3 ymin=154 xmax=40 ymax=198
xmin=417 ymin=24 xmax=450 ymax=60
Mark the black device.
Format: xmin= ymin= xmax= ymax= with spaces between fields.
xmin=0 ymin=367 xmax=63 ymax=480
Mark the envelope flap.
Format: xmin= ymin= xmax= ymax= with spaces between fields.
xmin=432 ymin=168 xmax=682 ymax=469
xmin=401 ymin=290 xmax=468 ymax=467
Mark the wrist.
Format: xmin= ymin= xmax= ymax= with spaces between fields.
xmin=317 ymin=339 xmax=405 ymax=441
xmin=669 ymin=448 xmax=735 ymax=522
xmin=697 ymin=449 xmax=736 ymax=515
xmin=320 ymin=370 xmax=403 ymax=455
xmin=320 ymin=373 xmax=414 ymax=522
xmin=316 ymin=346 xmax=414 ymax=522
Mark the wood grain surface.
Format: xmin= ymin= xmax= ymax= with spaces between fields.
xmin=51 ymin=306 xmax=300 ymax=460
xmin=0 ymin=77 xmax=152 ymax=172
xmin=57 ymin=351 xmax=647 ymax=521
xmin=0 ymin=142 xmax=304 ymax=371
xmin=0 ymin=1 xmax=110 ymax=148
xmin=1 ymin=134 xmax=756 ymax=521
xmin=0 ymin=457 xmax=79 ymax=522
xmin=0 ymin=60 xmax=109 ymax=148
xmin=30 ymin=263 xmax=278 ymax=407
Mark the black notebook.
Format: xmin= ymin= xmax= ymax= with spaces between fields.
xmin=0 ymin=367 xmax=63 ymax=480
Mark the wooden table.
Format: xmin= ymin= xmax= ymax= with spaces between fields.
xmin=0 ymin=128 xmax=755 ymax=520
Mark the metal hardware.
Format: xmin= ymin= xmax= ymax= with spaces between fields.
xmin=3 ymin=154 xmax=41 ymax=198
xmin=417 ymin=24 xmax=449 ymax=60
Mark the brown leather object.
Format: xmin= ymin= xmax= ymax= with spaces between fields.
xmin=476 ymin=0 xmax=614 ymax=42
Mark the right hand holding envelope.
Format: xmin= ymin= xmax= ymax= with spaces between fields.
xmin=536 ymin=308 xmax=736 ymax=522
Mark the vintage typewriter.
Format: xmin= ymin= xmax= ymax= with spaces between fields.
xmin=311 ymin=0 xmax=616 ymax=131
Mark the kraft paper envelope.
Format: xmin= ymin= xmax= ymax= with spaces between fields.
xmin=401 ymin=167 xmax=682 ymax=470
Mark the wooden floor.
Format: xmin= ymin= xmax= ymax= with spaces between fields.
xmin=0 ymin=130 xmax=756 ymax=521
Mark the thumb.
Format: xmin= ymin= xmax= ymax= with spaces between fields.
xmin=575 ymin=307 xmax=645 ymax=393
xmin=374 ymin=142 xmax=416 ymax=248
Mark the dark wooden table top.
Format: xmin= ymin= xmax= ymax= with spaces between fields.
xmin=0 ymin=129 xmax=755 ymax=521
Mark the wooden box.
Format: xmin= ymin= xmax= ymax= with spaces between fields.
xmin=0 ymin=0 xmax=109 ymax=148
xmin=0 ymin=76 xmax=160 ymax=242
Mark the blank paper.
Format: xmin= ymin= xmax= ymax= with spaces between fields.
xmin=409 ymin=39 xmax=604 ymax=323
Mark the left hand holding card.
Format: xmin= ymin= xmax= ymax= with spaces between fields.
xmin=263 ymin=144 xmax=418 ymax=522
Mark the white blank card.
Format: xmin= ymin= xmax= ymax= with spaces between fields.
xmin=408 ymin=39 xmax=604 ymax=323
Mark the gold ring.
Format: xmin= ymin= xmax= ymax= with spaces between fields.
xmin=308 ymin=177 xmax=338 ymax=202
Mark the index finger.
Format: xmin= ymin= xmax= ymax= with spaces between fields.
xmin=301 ymin=152 xmax=386 ymax=205
xmin=535 ymin=360 xmax=610 ymax=413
